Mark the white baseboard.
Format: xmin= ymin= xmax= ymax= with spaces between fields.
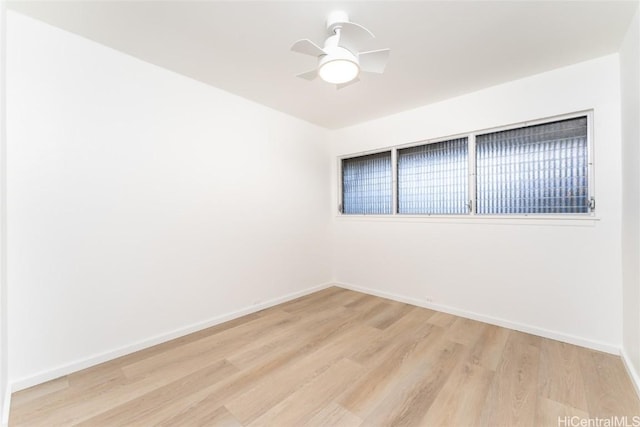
xmin=9 ymin=281 xmax=333 ymax=393
xmin=335 ymin=282 xmax=619 ymax=355
xmin=621 ymin=347 xmax=640 ymax=400
xmin=1 ymin=384 xmax=10 ymax=427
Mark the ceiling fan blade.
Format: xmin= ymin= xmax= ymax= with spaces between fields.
xmin=337 ymin=77 xmax=360 ymax=90
xmin=338 ymin=22 xmax=374 ymax=54
xmin=291 ymin=39 xmax=325 ymax=57
xmin=359 ymin=48 xmax=390 ymax=74
xmin=297 ymin=69 xmax=318 ymax=80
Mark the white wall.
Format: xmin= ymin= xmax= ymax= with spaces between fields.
xmin=331 ymin=55 xmax=623 ymax=352
xmin=6 ymin=11 xmax=332 ymax=389
xmin=0 ymin=1 xmax=7 ymax=424
xmin=621 ymin=4 xmax=640 ymax=392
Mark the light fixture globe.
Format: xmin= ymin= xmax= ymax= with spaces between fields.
xmin=318 ymin=59 xmax=359 ymax=84
xmin=290 ymin=10 xmax=390 ymax=88
xmin=317 ymin=46 xmax=359 ymax=84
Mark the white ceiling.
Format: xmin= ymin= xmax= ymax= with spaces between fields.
xmin=7 ymin=1 xmax=638 ymax=129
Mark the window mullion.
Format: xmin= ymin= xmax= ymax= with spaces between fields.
xmin=468 ymin=133 xmax=476 ymax=215
xmin=391 ymin=148 xmax=398 ymax=215
xmin=587 ymin=111 xmax=595 ymax=212
xmin=337 ymin=157 xmax=344 ymax=213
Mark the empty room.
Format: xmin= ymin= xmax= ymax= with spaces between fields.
xmin=1 ymin=0 xmax=640 ymax=426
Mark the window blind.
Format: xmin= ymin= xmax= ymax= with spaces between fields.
xmin=476 ymin=117 xmax=588 ymax=214
xmin=342 ymin=151 xmax=392 ymax=214
xmin=398 ymin=138 xmax=468 ymax=214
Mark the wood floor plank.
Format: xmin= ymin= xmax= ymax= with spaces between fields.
xmin=225 ymin=323 xmax=381 ymax=424
xmin=226 ymin=299 xmax=382 ymax=376
xmin=74 ymin=306 xmax=271 ymax=383
xmin=74 ymin=359 xmax=239 ymax=426
xmin=362 ymin=337 xmax=466 ymax=426
xmin=9 ymin=377 xmax=69 ymax=409
xmin=366 ymin=300 xmax=414 ymax=330
xmin=302 ymin=402 xmax=362 ymax=427
xmin=344 ymin=292 xmax=376 ymax=310
xmin=339 ymin=325 xmax=445 ymax=418
xmin=280 ymin=287 xmax=361 ymax=315
xmin=121 ymin=309 xmax=295 ymax=379
xmin=538 ymin=338 xmax=589 ymax=412
xmin=348 ymin=305 xmax=437 ymax=367
xmin=535 ymin=397 xmax=589 ymax=427
xmin=420 ymin=358 xmax=495 ymax=426
xmin=246 ymin=358 xmax=364 ymax=426
xmin=10 ymin=371 xmax=140 ymax=426
xmin=427 ymin=310 xmax=458 ymax=328
xmin=124 ymin=316 xmax=379 ymax=425
xmin=579 ymin=348 xmax=640 ymax=417
xmin=466 ymin=324 xmax=511 ymax=371
xmin=447 ymin=316 xmax=489 ymax=347
xmin=479 ymin=331 xmax=541 ymax=427
xmin=9 ymin=288 xmax=640 ymax=427
xmin=226 ymin=305 xmax=347 ymax=369
xmin=156 ymin=401 xmax=242 ymax=427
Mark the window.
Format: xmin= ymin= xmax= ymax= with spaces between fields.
xmin=339 ymin=113 xmax=593 ymax=217
xmin=341 ymin=151 xmax=392 ymax=214
xmin=398 ymin=138 xmax=468 ymax=214
xmin=476 ymin=117 xmax=589 ymax=214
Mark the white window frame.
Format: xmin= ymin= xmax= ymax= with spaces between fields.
xmin=337 ymin=110 xmax=595 ymax=221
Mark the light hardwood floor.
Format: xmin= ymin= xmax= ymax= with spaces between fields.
xmin=10 ymin=287 xmax=640 ymax=426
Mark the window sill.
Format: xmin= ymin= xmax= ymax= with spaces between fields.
xmin=334 ymin=213 xmax=600 ymax=227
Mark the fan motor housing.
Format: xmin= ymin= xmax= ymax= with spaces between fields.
xmin=318 ymin=46 xmax=358 ymax=68
xmin=326 ymin=11 xmax=350 ymax=33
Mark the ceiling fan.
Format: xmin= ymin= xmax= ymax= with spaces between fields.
xmin=290 ymin=11 xmax=390 ymax=88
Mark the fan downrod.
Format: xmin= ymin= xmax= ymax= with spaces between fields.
xmin=326 ymin=11 xmax=350 ymax=34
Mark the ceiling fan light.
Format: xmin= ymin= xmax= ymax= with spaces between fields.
xmin=318 ymin=59 xmax=359 ymax=84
